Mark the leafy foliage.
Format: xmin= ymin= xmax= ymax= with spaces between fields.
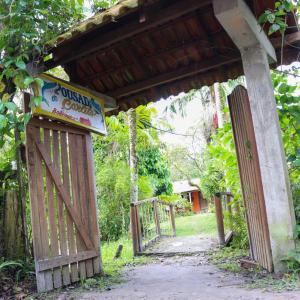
xmin=0 ymin=0 xmax=84 ymax=148
xmin=94 ymin=106 xmax=172 ymax=241
xmin=138 ymin=147 xmax=172 ymax=196
xmin=272 ymin=71 xmax=300 ymax=223
xmin=258 ymin=1 xmax=299 ymax=34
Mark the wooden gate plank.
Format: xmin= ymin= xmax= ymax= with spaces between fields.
xmin=25 ymin=129 xmax=48 ymax=291
xmin=74 ymin=135 xmax=87 ymax=280
xmin=33 ymin=127 xmax=54 ymax=291
xmin=53 ymin=131 xmax=70 ymax=286
xmin=37 ymin=250 xmax=99 ymax=272
xmin=61 ymin=131 xmax=79 ymax=283
xmin=78 ymin=135 xmax=94 ymax=278
xmin=28 ymin=129 xmax=94 ymax=250
xmin=68 ymin=133 xmax=81 ymax=282
xmin=44 ymin=129 xmax=62 ymax=288
xmin=84 ymin=133 xmax=102 ymax=274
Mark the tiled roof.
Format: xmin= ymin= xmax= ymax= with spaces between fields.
xmin=47 ymin=0 xmax=140 ymax=47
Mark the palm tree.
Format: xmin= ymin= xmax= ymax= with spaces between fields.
xmin=128 ymin=108 xmax=138 ymax=203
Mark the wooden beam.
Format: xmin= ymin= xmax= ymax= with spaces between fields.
xmin=271 ymin=31 xmax=300 ymax=49
xmin=37 ymin=250 xmax=99 ymax=272
xmin=213 ymin=0 xmax=277 ymax=63
xmin=109 ymin=55 xmax=240 ymax=98
xmin=46 ymin=0 xmax=212 ymax=69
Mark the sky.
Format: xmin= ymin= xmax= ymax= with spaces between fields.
xmin=151 ymin=95 xmax=205 ymax=145
xmin=151 ymin=62 xmax=300 ymax=147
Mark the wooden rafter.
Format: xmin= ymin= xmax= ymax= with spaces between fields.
xmin=46 ymin=0 xmax=212 ymax=69
xmin=109 ymin=55 xmax=240 ymax=98
xmin=79 ymin=33 xmax=232 ymax=83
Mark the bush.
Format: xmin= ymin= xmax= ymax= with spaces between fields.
xmin=159 ymin=194 xmax=192 ymax=216
xmin=96 ymin=158 xmax=154 ymax=241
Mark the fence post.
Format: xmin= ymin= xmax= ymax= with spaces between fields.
xmin=226 ymin=194 xmax=233 ymax=230
xmin=153 ymin=199 xmax=161 ymax=237
xmin=214 ymin=193 xmax=225 ymax=245
xmin=130 ymin=204 xmax=140 ymax=255
xmin=169 ymin=205 xmax=176 ymax=237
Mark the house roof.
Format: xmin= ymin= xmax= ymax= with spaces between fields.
xmin=172 ymin=179 xmax=200 ymax=194
xmin=44 ymin=0 xmax=300 ymax=114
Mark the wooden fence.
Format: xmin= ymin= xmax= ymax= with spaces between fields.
xmin=130 ymin=198 xmax=176 ymax=255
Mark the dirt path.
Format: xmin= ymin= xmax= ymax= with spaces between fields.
xmin=78 ymin=255 xmax=299 ymax=300
xmin=53 ymin=235 xmax=299 ymax=300
xmin=144 ymin=235 xmax=218 ymax=254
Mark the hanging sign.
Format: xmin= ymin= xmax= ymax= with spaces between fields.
xmin=33 ymin=74 xmax=107 ymax=135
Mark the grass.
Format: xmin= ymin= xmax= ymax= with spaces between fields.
xmin=208 ymin=246 xmax=300 ymax=292
xmin=77 ymin=237 xmax=151 ymax=291
xmin=208 ymin=246 xmax=249 ymax=273
xmin=101 ymin=237 xmax=150 ymax=276
xmin=175 ymin=213 xmax=217 ymax=237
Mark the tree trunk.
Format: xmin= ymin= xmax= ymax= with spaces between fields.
xmin=3 ymin=191 xmax=25 ymax=259
xmin=213 ymin=82 xmax=224 ymax=128
xmin=128 ymin=108 xmax=138 ymax=203
xmin=14 ymin=127 xmax=29 ymax=257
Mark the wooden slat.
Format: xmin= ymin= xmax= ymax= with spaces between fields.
xmin=37 ymin=250 xmax=99 ymax=272
xmin=80 ymin=135 xmax=94 ymax=277
xmin=25 ymin=127 xmax=48 ymax=291
xmin=44 ymin=129 xmax=62 ymax=288
xmin=33 ymin=127 xmax=53 ymax=291
xmin=75 ymin=135 xmax=87 ymax=280
xmin=68 ymin=133 xmax=81 ymax=282
xmin=28 ymin=129 xmax=94 ymax=250
xmin=53 ymin=131 xmax=70 ymax=286
xmin=84 ymin=133 xmax=102 ymax=274
xmin=60 ymin=131 xmax=78 ymax=283
xmin=29 ymin=117 xmax=88 ymax=136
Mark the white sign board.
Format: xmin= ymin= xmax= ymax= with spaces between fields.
xmin=33 ymin=74 xmax=107 ymax=135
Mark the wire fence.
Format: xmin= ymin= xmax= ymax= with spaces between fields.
xmin=130 ymin=198 xmax=176 ymax=254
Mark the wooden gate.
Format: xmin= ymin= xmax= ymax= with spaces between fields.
xmin=25 ymin=117 xmax=102 ymax=292
xmin=228 ymin=86 xmax=273 ymax=271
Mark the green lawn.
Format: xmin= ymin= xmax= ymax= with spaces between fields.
xmin=175 ymin=213 xmax=217 ymax=237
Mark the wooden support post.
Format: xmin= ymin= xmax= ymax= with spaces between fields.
xmin=169 ymin=205 xmax=176 ymax=237
xmin=214 ymin=0 xmax=296 ymax=271
xmin=135 ymin=206 xmax=142 ymax=251
xmin=226 ymin=194 xmax=233 ymax=231
xmin=153 ymin=200 xmax=161 ymax=236
xmin=130 ymin=204 xmax=139 ymax=256
xmin=240 ymin=46 xmax=296 ymax=271
xmin=214 ymin=193 xmax=225 ymax=246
